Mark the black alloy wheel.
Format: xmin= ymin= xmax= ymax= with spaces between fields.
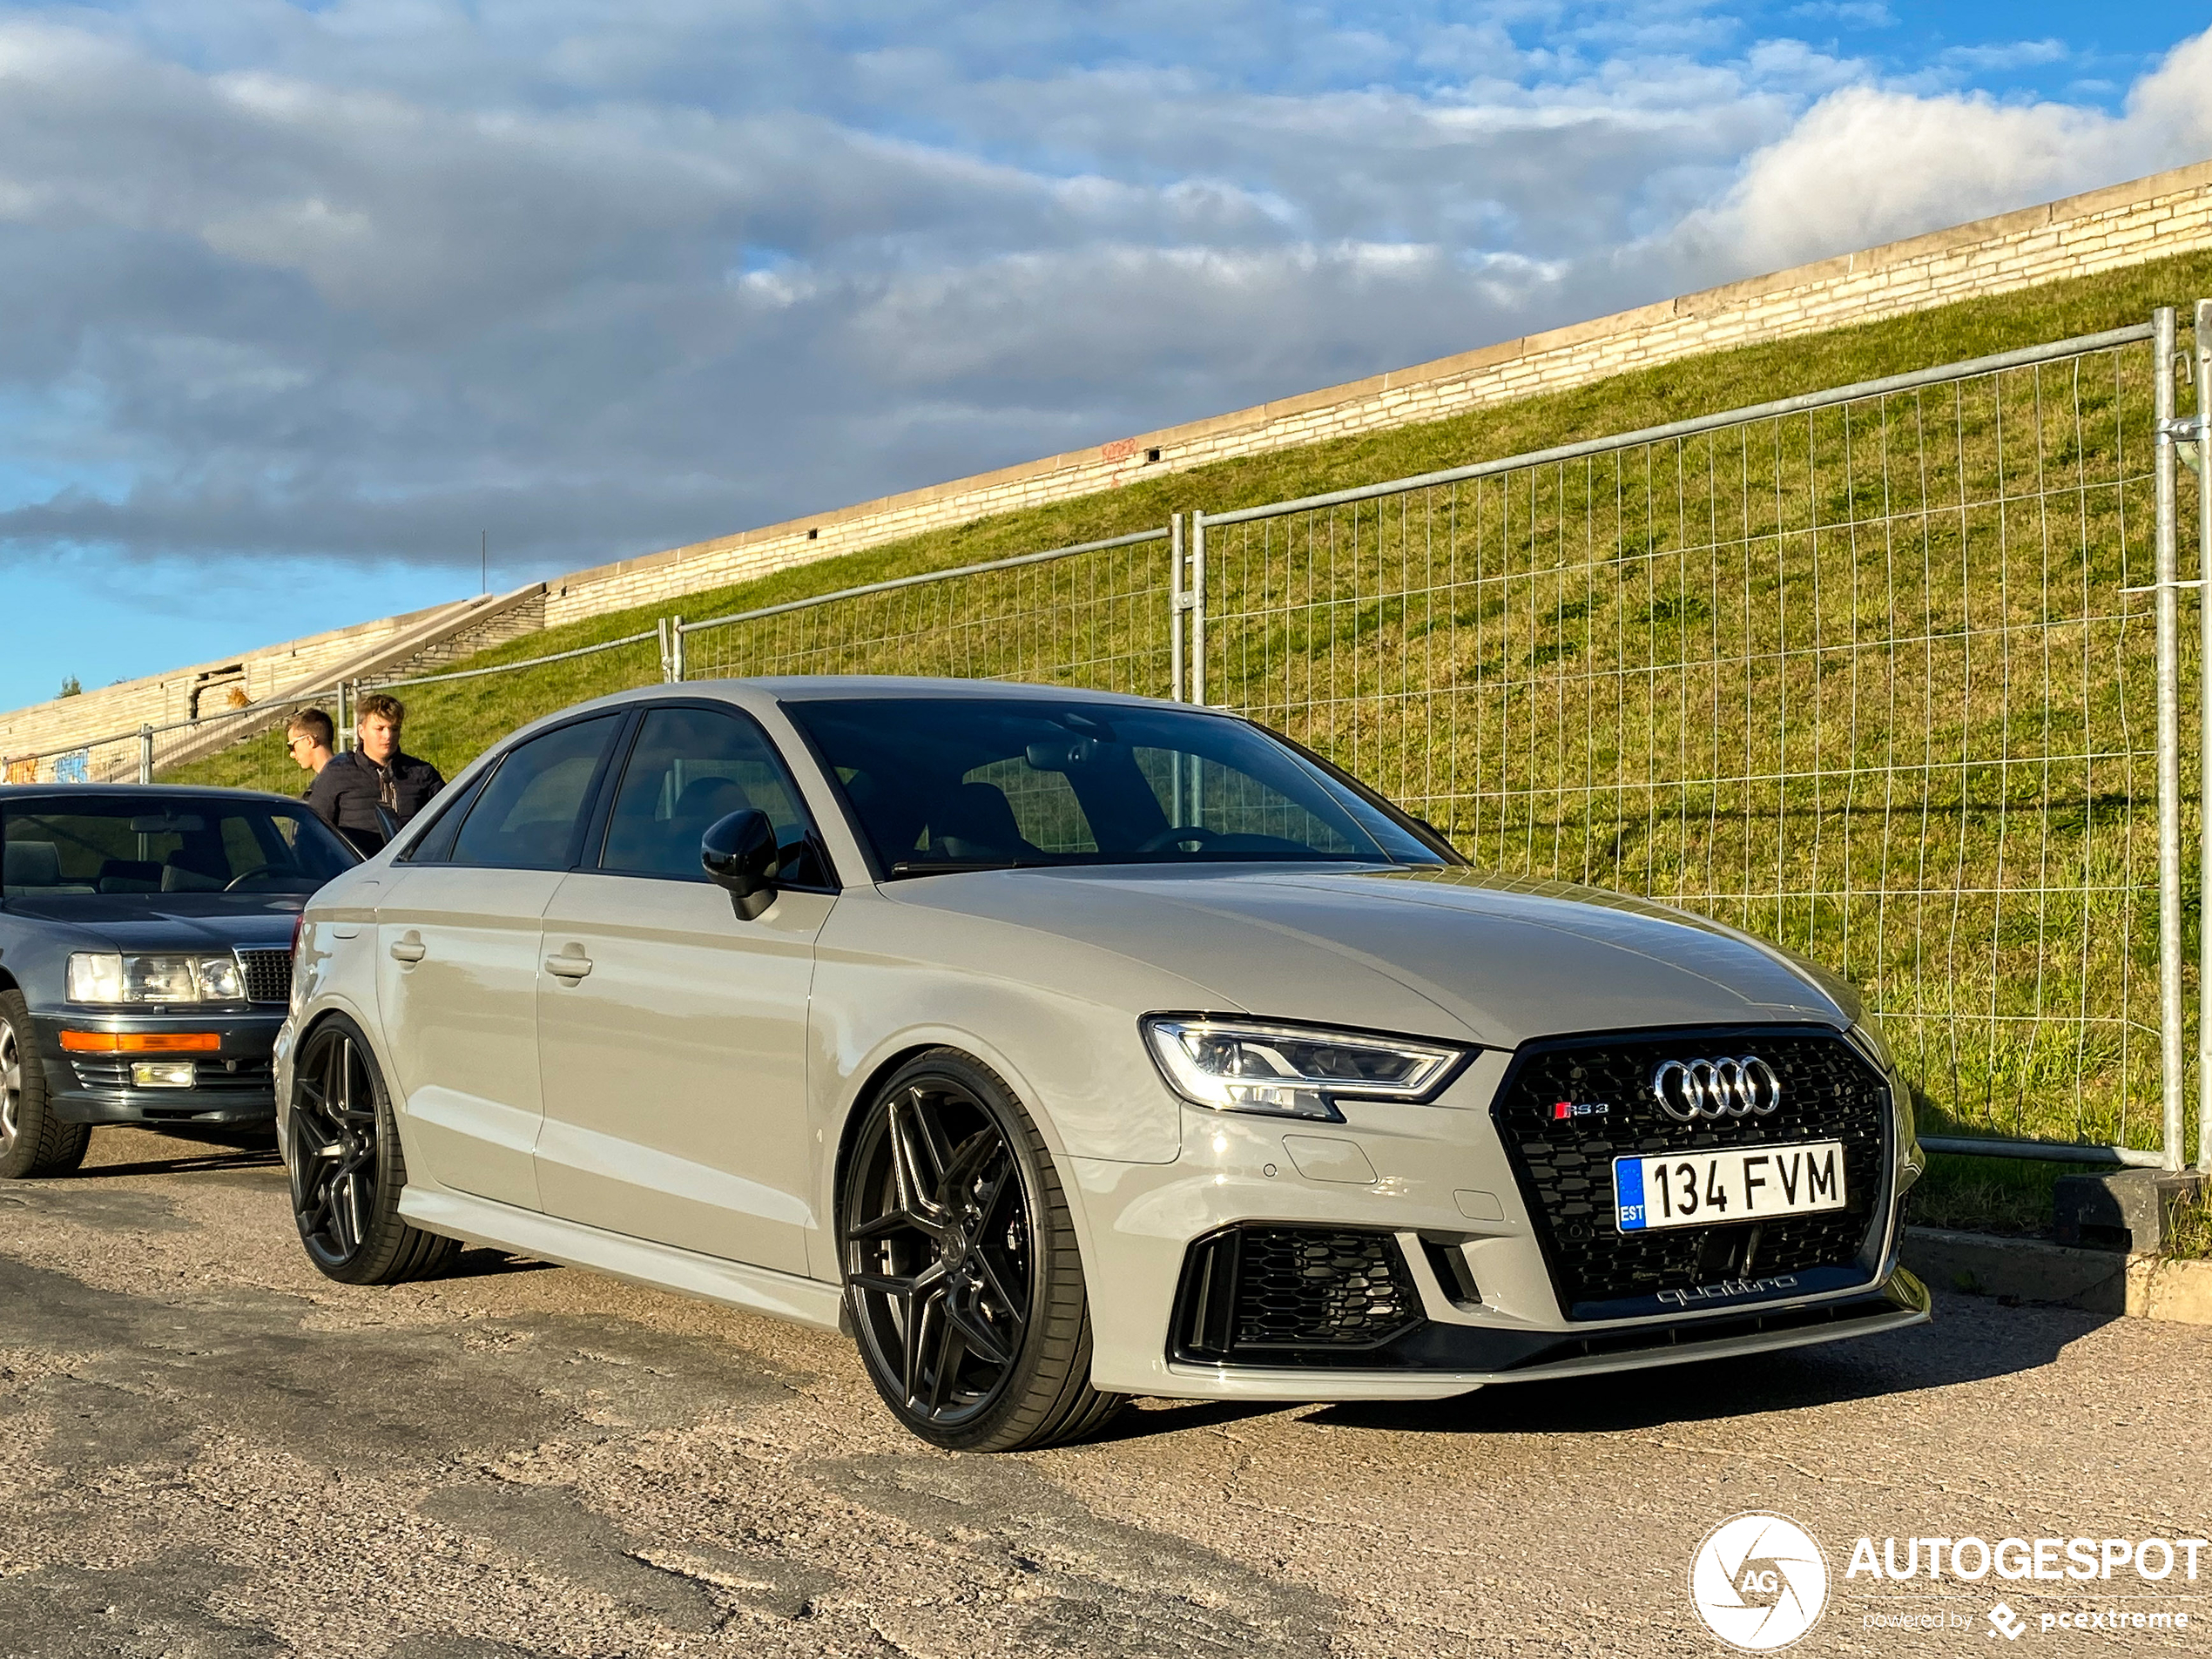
xmin=288 ymin=1015 xmax=457 ymax=1285
xmin=0 ymin=988 xmax=89 ymax=1179
xmin=841 ymin=1050 xmax=1124 ymax=1452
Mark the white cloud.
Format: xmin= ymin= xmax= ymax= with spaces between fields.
xmin=1676 ymin=28 xmax=2212 ymax=276
xmin=0 ymin=0 xmax=2204 ymax=683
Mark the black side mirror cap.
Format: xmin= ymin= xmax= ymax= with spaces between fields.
xmin=702 ymin=808 xmax=779 ymax=920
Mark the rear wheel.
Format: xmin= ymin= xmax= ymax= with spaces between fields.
xmin=0 ymin=989 xmax=90 ymax=1179
xmin=841 ymin=1049 xmax=1124 ymax=1452
xmin=289 ymin=1015 xmax=457 ymax=1285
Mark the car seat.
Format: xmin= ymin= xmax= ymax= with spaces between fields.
xmin=160 ymin=851 xmax=228 ymax=892
xmin=926 ymin=782 xmax=1039 ymax=861
xmin=95 ymin=858 xmax=164 ymax=894
xmin=2 ymin=841 xmax=61 ymax=889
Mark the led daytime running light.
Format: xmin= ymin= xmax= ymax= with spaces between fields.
xmin=1142 ymin=1015 xmax=1465 ymax=1122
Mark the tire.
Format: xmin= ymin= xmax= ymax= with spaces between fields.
xmin=840 ymin=1049 xmax=1126 ymax=1452
xmin=288 ymin=1015 xmax=458 ymax=1285
xmin=0 ymin=989 xmax=90 ymax=1179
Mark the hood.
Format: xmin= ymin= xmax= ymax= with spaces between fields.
xmin=1 ymin=892 xmax=304 ymax=953
xmin=882 ymin=863 xmax=1851 ymax=1048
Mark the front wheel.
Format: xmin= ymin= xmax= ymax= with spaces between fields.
xmin=289 ymin=1015 xmax=458 ymax=1285
xmin=841 ymin=1050 xmax=1126 ymax=1452
xmin=0 ymin=989 xmax=89 ymax=1179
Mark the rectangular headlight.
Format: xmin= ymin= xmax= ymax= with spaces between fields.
xmin=1141 ymin=1015 xmax=1467 ymax=1122
xmin=65 ymin=951 xmax=246 ymax=1005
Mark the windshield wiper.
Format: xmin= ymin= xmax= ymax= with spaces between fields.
xmin=886 ymin=858 xmax=1051 ymax=880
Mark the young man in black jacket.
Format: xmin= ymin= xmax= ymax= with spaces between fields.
xmin=306 ymin=691 xmax=446 ymax=853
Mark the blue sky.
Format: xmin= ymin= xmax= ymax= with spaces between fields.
xmin=1 ymin=3 xmax=2208 ymax=713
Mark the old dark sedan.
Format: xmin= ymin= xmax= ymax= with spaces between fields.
xmin=1 ymin=785 xmax=358 ymax=1176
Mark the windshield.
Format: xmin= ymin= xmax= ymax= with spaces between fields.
xmin=781 ymin=697 xmax=1454 ymax=877
xmin=2 ymin=795 xmax=359 ymax=899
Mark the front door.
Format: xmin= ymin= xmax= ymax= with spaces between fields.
xmin=375 ymin=711 xmax=625 ymax=1211
xmin=534 ymin=703 xmax=834 ymax=1274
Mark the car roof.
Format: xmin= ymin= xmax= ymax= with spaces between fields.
xmin=0 ymin=783 xmax=308 ymax=806
xmin=641 ymin=676 xmax=1218 ymax=711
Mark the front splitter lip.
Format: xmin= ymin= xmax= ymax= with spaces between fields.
xmin=51 ymin=1088 xmax=276 ymax=1126
xmin=1157 ymin=1268 xmax=1929 ymax=1401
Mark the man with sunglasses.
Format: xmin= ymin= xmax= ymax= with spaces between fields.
xmin=285 ymin=706 xmax=336 ymax=790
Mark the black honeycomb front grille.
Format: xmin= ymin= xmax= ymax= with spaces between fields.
xmin=1172 ymin=1225 xmax=1425 ymax=1366
xmin=237 ymin=948 xmax=293 ymax=1005
xmin=1494 ymin=1027 xmax=1892 ymax=1319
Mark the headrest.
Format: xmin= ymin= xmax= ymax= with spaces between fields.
xmin=930 ymin=782 xmax=1028 ymax=858
xmin=2 ymin=840 xmax=59 ymax=887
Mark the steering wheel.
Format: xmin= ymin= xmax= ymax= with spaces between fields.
xmin=1136 ymin=825 xmax=1225 ymax=853
xmin=223 ymin=867 xmax=282 ymax=892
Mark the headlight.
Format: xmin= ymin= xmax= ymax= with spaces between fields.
xmin=1141 ymin=1015 xmax=1467 ymax=1122
xmin=66 ymin=952 xmax=247 ymax=1005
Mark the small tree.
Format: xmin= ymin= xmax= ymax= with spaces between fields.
xmin=57 ymin=675 xmax=81 ymax=698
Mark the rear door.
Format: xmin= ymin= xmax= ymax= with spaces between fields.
xmin=534 ymin=702 xmax=834 ymax=1273
xmin=375 ymin=713 xmax=625 ymax=1211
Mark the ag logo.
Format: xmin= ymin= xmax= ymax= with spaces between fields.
xmin=1689 ymin=1512 xmax=1829 ymax=1650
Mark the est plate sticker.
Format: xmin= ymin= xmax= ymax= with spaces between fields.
xmin=1613 ymin=1142 xmax=1846 ymax=1232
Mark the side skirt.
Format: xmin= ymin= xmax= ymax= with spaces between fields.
xmin=399 ymin=1186 xmax=848 ymax=1335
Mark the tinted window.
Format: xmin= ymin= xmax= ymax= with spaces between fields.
xmin=449 ymin=716 xmax=620 ymax=871
xmin=2 ymin=797 xmax=357 ymax=896
xmin=781 ymin=698 xmax=1447 ymax=877
xmin=599 ymin=706 xmax=827 ymax=885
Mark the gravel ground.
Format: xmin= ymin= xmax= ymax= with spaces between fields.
xmin=3 ymin=1127 xmax=2209 ymax=1658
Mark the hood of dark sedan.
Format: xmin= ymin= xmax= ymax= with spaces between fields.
xmin=882 ymin=862 xmax=1851 ymax=1047
xmin=2 ymin=893 xmax=305 ymax=953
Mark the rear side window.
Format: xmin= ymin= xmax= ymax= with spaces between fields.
xmin=598 ymin=705 xmax=828 ymax=886
xmin=449 ymin=716 xmax=620 ymax=871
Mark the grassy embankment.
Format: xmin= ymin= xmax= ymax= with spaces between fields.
xmin=172 ymin=249 xmax=2212 ymax=1171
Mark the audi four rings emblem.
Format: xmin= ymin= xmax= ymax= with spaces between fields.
xmin=1650 ymin=1056 xmax=1784 ymax=1122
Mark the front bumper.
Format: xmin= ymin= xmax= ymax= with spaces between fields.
xmin=1073 ymin=1042 xmax=1924 ymax=1402
xmin=33 ymin=1008 xmax=285 ymax=1128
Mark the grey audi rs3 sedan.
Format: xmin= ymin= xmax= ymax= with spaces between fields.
xmin=2 ymin=785 xmax=359 ymax=1177
xmin=277 ymin=678 xmax=1929 ymax=1452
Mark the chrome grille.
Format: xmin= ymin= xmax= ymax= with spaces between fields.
xmin=237 ymin=948 xmax=293 ymax=1005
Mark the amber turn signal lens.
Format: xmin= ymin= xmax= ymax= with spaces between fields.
xmin=59 ymin=1030 xmax=222 ymax=1054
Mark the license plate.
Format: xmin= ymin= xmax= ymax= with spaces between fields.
xmin=1613 ymin=1142 xmax=1846 ymax=1232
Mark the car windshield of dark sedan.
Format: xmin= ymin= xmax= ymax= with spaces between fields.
xmin=783 ymin=698 xmax=1453 ymax=876
xmin=2 ymin=795 xmax=358 ymax=899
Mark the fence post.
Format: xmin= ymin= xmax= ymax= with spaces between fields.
xmin=337 ymin=681 xmax=352 ymax=752
xmin=1190 ymin=509 xmax=1207 ymax=707
xmin=670 ymin=617 xmax=685 ymax=684
xmin=2155 ymin=306 xmax=2186 ymax=1173
xmin=137 ymin=724 xmax=153 ymax=785
xmin=2196 ymin=297 xmax=2212 ymax=1175
xmin=1169 ymin=515 xmax=1185 ymax=701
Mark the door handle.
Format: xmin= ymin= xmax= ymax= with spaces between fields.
xmin=544 ymin=952 xmax=592 ymax=980
xmin=388 ymin=939 xmax=425 ymax=963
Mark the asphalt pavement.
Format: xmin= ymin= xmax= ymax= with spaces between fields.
xmin=3 ymin=1127 xmax=2209 ymax=1658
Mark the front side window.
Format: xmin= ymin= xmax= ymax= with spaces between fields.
xmin=1 ymin=797 xmax=357 ymax=897
xmin=599 ymin=705 xmax=829 ymax=886
xmin=449 ymin=715 xmax=621 ymax=871
xmin=780 ymin=698 xmax=1452 ymax=878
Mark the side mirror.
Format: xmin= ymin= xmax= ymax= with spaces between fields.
xmin=372 ymin=804 xmax=401 ymax=840
xmin=702 ymin=808 xmax=779 ymax=920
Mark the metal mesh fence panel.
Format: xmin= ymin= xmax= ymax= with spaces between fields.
xmin=679 ymin=529 xmax=1175 ymax=697
xmin=1201 ymin=328 xmax=2185 ymax=1157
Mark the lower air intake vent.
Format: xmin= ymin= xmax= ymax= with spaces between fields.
xmin=1172 ymin=1224 xmax=1424 ymax=1366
